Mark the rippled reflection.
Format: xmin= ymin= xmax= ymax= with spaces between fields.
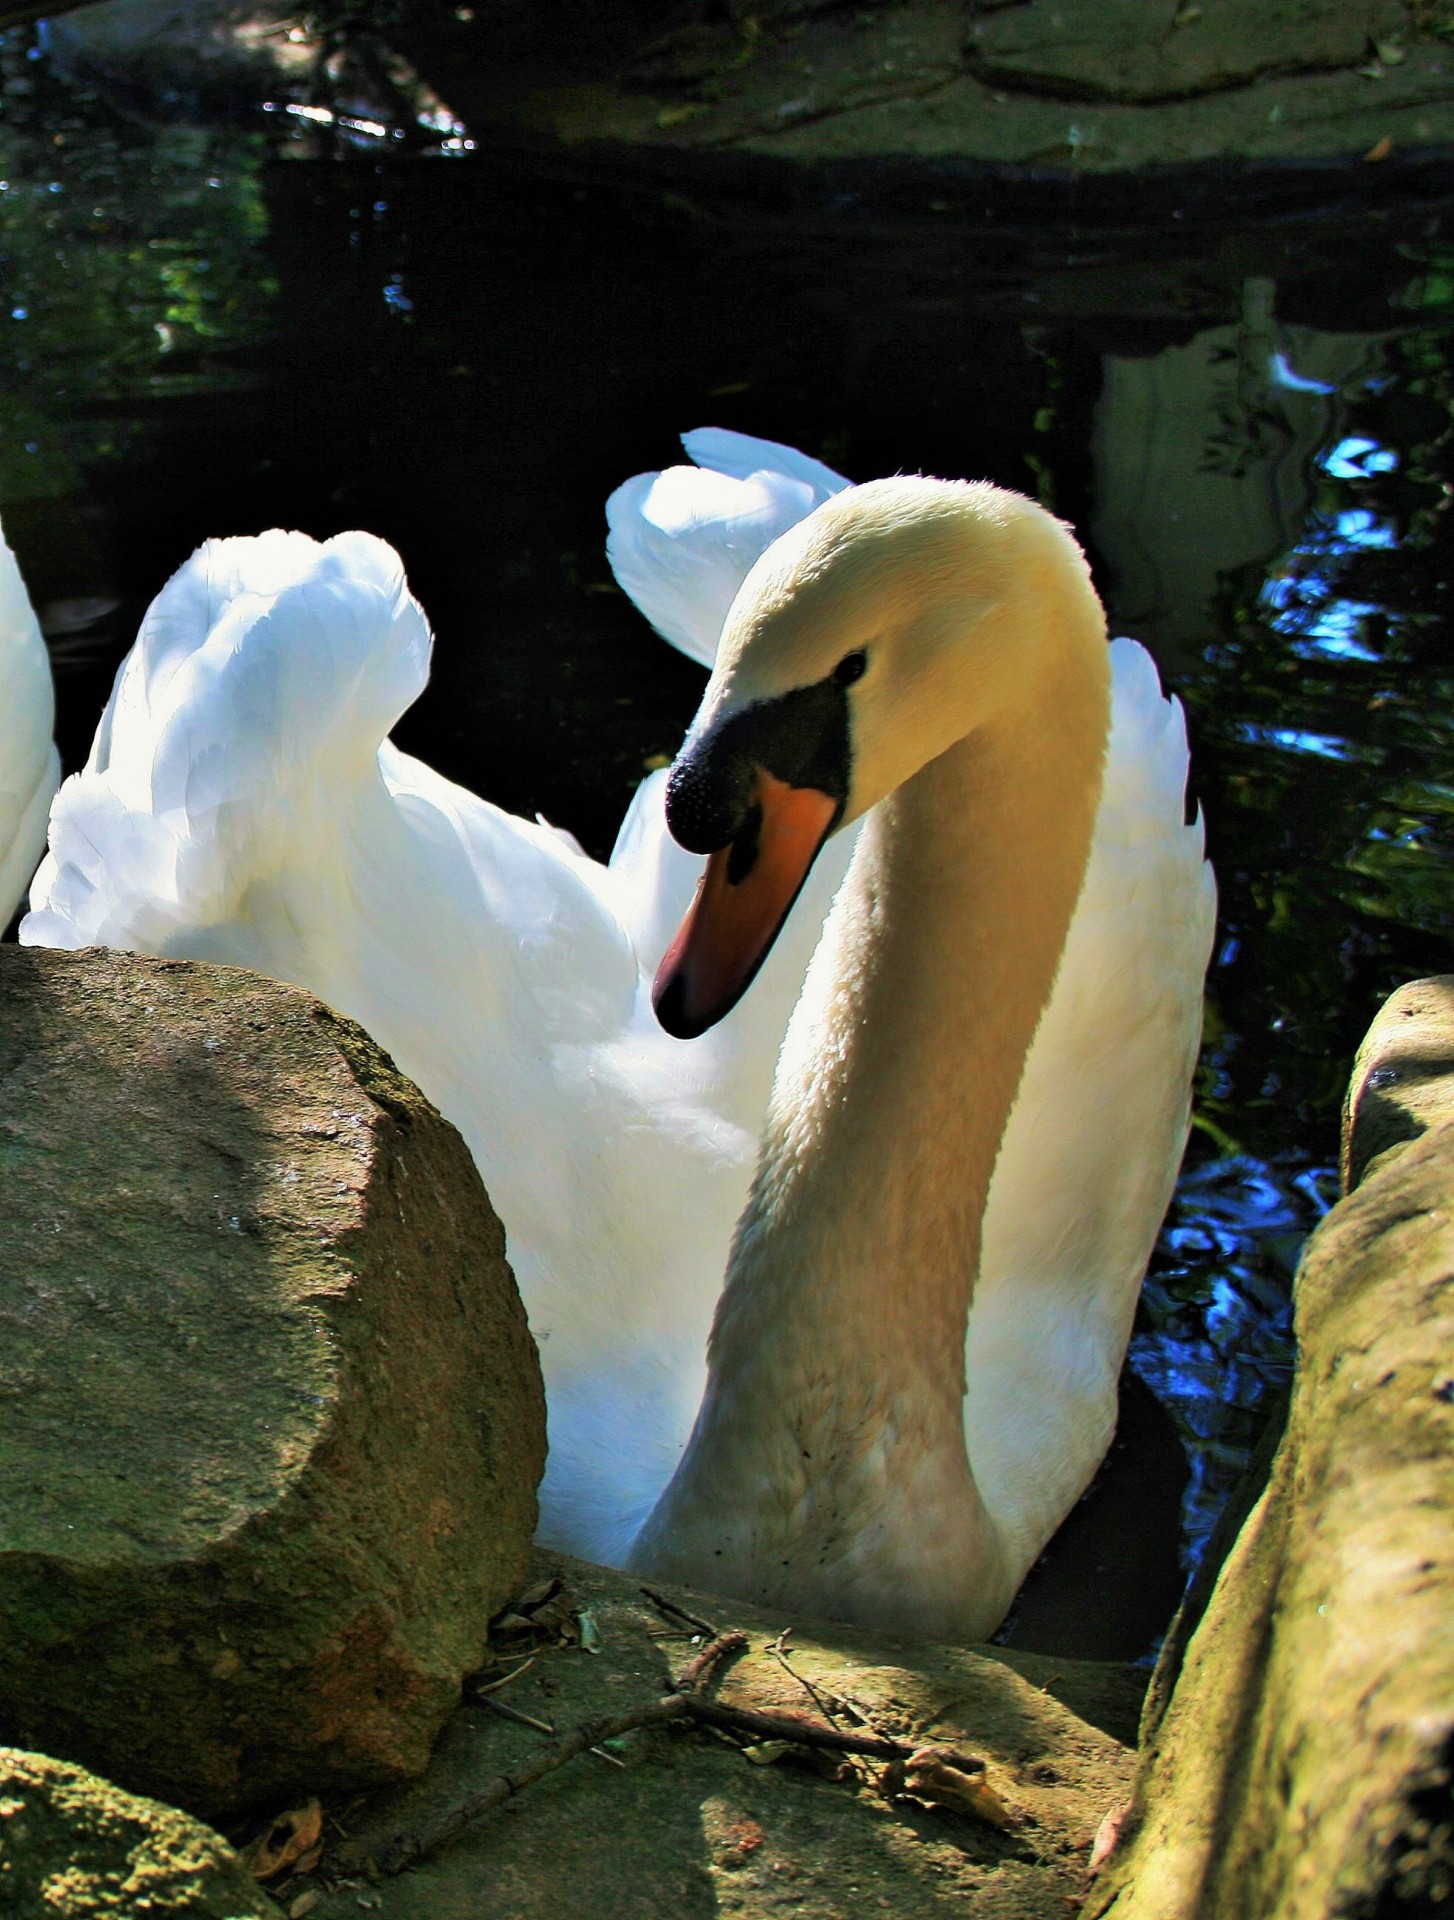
xmin=1137 ymin=275 xmax=1454 ymax=1570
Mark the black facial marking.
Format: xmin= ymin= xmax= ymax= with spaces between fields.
xmin=665 ymin=672 xmax=853 ymax=856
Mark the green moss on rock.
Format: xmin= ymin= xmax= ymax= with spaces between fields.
xmin=0 ymin=1747 xmax=281 ymax=1917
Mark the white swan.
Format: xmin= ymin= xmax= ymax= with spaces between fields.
xmin=24 ymin=431 xmax=1214 ymax=1639
xmin=0 ymin=525 xmax=61 ymax=929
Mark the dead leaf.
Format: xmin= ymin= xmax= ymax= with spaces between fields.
xmin=515 ymin=1576 xmax=562 ymax=1612
xmin=1375 ymin=38 xmax=1405 ymax=63
xmin=742 ymin=1740 xmax=793 ymax=1765
xmin=1088 ymin=1800 xmax=1135 ymax=1874
xmin=243 ymin=1799 xmax=323 ymax=1881
xmin=1364 ymin=135 xmax=1394 ymax=161
xmin=902 ymin=1746 xmax=1017 ymax=1830
xmin=528 ymin=1588 xmax=580 ymax=1637
xmin=578 ymin=1608 xmax=604 ymax=1654
xmin=289 ymin=1893 xmax=322 ymax=1919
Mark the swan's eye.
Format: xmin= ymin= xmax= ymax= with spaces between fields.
xmin=833 ymin=650 xmax=868 ymax=687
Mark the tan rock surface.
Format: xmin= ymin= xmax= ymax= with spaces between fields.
xmin=0 ymin=946 xmax=545 ymax=1821
xmin=1342 ymin=971 xmax=1454 ymax=1188
xmin=1088 ymin=977 xmax=1454 ymax=1918
xmin=0 ymin=1746 xmax=282 ymax=1918
xmin=298 ymin=1551 xmax=1140 ymax=1920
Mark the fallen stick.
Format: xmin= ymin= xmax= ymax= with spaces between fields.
xmin=363 ymin=1631 xmax=749 ymax=1876
xmin=639 ymin=1587 xmax=721 ymax=1637
xmin=350 ymin=1628 xmax=967 ymax=1879
xmin=687 ymin=1697 xmax=921 ymax=1762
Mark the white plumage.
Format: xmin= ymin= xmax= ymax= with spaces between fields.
xmin=0 ymin=526 xmax=60 ymax=930
xmin=24 ymin=430 xmax=1215 ymax=1636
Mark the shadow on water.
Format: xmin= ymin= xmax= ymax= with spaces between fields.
xmin=2 ymin=21 xmax=1452 ymax=1655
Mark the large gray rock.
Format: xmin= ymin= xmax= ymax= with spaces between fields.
xmin=0 ymin=1747 xmax=281 ymax=1918
xmin=0 ymin=946 xmax=545 ymax=1821
xmin=964 ymin=0 xmax=1405 ymax=104
xmin=27 ymin=0 xmax=1454 ymax=180
xmin=415 ymin=0 xmax=1452 ymax=176
xmin=1088 ymin=978 xmax=1454 ymax=1918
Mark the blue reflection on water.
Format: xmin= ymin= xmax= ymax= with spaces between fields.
xmin=1236 ymin=724 xmax=1363 ymax=761
xmin=1133 ymin=1156 xmax=1336 ymax=1570
xmin=1321 ymin=435 xmax=1399 ymax=480
xmin=1268 ymin=350 xmax=1335 ymax=394
xmin=1333 ymin=508 xmax=1398 ymax=549
xmin=1146 ymin=318 xmax=1454 ymax=1583
xmin=1290 ymin=599 xmax=1382 ymax=661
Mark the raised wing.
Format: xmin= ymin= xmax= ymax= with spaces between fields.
xmin=0 ymin=526 xmax=60 ymax=927
xmin=605 ymin=428 xmax=849 ymax=667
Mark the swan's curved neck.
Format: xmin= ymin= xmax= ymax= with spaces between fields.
xmin=631 ymin=598 xmax=1111 ymax=1640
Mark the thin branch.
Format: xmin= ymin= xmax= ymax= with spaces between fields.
xmin=374 ymin=1694 xmax=697 ymax=1875
xmin=640 ymin=1587 xmax=720 ymax=1638
xmin=344 ymin=1627 xmax=952 ymax=1880
xmin=477 ymin=1697 xmax=555 ymax=1736
xmin=765 ymin=1631 xmax=847 ymax=1728
xmin=688 ymin=1697 xmax=920 ymax=1761
xmin=477 ymin=1692 xmax=627 ymax=1765
xmin=678 ymin=1629 xmax=748 ymax=1689
xmin=359 ymin=1631 xmax=749 ymax=1877
xmin=472 ymin=1654 xmax=536 ymax=1695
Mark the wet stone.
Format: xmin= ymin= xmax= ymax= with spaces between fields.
xmin=0 ymin=946 xmax=546 ymax=1821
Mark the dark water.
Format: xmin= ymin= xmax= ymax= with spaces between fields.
xmin=3 ymin=26 xmax=1452 ymax=1645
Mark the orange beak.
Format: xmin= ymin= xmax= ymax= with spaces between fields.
xmin=653 ymin=768 xmax=840 ymax=1039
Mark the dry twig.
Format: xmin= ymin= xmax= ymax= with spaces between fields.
xmin=344 ymin=1626 xmax=980 ymax=1880
xmin=639 ymin=1587 xmax=720 ymax=1637
xmin=361 ymin=1631 xmax=749 ymax=1876
xmin=477 ymin=1697 xmax=555 ymax=1736
xmin=688 ymin=1697 xmax=920 ymax=1760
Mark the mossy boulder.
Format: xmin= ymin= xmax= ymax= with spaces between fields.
xmin=0 ymin=946 xmax=545 ymax=1821
xmin=1089 ymin=977 xmax=1454 ymax=1918
xmin=0 ymin=1746 xmax=281 ymax=1918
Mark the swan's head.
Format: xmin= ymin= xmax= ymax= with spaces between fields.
xmin=653 ymin=476 xmax=1103 ymax=1039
